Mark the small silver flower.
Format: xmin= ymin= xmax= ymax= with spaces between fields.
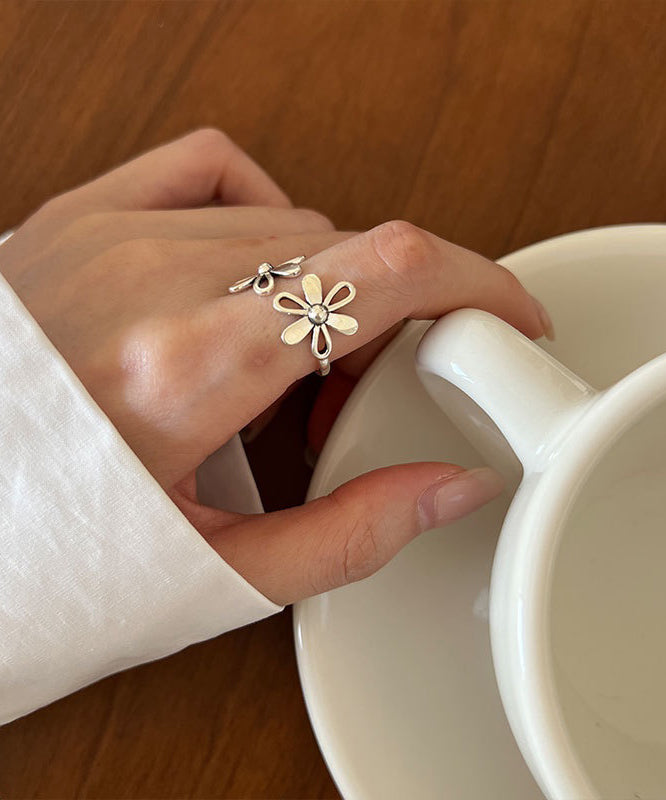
xmin=228 ymin=256 xmax=305 ymax=296
xmin=273 ymin=274 xmax=359 ymax=367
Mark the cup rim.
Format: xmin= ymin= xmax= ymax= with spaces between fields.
xmin=490 ymin=352 xmax=666 ymax=799
xmin=295 ymin=224 xmax=666 ymax=800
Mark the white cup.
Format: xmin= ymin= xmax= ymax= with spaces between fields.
xmin=416 ymin=309 xmax=666 ymax=800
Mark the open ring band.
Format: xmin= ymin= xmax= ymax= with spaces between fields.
xmin=273 ymin=273 xmax=359 ymax=376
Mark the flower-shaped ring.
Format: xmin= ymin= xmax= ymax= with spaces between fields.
xmin=228 ymin=256 xmax=305 ymax=296
xmin=273 ymin=273 xmax=358 ymax=376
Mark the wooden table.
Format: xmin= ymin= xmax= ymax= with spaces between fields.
xmin=1 ymin=1 xmax=665 ymax=797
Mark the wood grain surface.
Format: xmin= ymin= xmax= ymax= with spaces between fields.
xmin=0 ymin=1 xmax=665 ymax=797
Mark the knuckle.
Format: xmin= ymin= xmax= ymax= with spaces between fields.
xmin=115 ymin=319 xmax=185 ymax=415
xmin=341 ymin=518 xmax=384 ymax=585
xmin=186 ymin=127 xmax=230 ymax=152
xmin=325 ymin=491 xmax=386 ymax=586
xmin=497 ymin=263 xmax=523 ymax=293
xmin=38 ymin=192 xmax=72 ymax=217
xmin=296 ymin=207 xmax=335 ymax=231
xmin=121 ymin=321 xmax=170 ymax=377
xmin=371 ymin=219 xmax=431 ymax=287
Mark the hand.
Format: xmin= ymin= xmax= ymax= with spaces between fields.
xmin=1 ymin=129 xmax=552 ymax=605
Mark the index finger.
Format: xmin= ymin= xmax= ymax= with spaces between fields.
xmin=200 ymin=221 xmax=550 ymax=436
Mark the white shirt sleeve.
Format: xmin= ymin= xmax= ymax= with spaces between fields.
xmin=0 ymin=271 xmax=282 ymax=724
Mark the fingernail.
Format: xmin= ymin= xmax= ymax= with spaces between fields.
xmin=417 ymin=468 xmax=505 ymax=531
xmin=531 ymin=295 xmax=555 ymax=341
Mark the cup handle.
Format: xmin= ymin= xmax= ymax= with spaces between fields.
xmin=416 ymin=309 xmax=598 ymax=478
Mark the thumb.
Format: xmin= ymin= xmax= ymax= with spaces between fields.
xmin=203 ymin=463 xmax=504 ymax=606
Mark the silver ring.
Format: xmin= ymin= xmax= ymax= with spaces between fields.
xmin=228 ymin=256 xmax=305 ymax=296
xmin=273 ymin=273 xmax=358 ymax=376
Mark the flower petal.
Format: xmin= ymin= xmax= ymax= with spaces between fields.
xmin=272 ymin=256 xmax=306 ymax=277
xmin=281 ymin=316 xmax=314 ymax=345
xmin=324 ymin=281 xmax=356 ymax=310
xmin=273 ymin=291 xmax=309 ymax=314
xmin=302 ymin=273 xmax=323 ymax=305
xmin=311 ymin=324 xmax=332 ymax=359
xmin=228 ymin=275 xmax=255 ymax=293
xmin=326 ymin=313 xmax=358 ymax=335
xmin=254 ymin=272 xmax=274 ymax=296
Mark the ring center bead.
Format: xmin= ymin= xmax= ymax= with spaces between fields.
xmin=308 ymin=304 xmax=329 ymax=325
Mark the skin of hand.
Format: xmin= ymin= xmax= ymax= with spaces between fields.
xmin=0 ymin=129 xmax=553 ymax=606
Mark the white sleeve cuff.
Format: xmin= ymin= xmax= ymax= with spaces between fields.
xmin=0 ymin=271 xmax=282 ymax=724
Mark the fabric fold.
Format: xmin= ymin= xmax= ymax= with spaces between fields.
xmin=0 ymin=271 xmax=281 ymax=724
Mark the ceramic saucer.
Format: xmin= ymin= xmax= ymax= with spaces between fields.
xmin=294 ymin=225 xmax=666 ymax=800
